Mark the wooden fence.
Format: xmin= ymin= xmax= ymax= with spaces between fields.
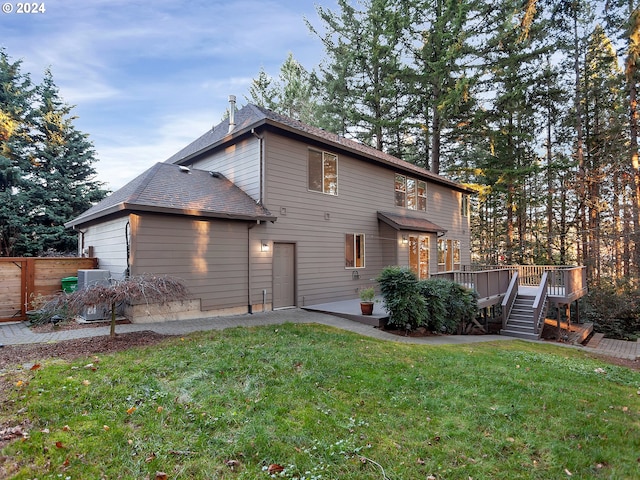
xmin=0 ymin=257 xmax=98 ymax=322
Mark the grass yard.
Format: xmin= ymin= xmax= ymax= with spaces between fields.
xmin=1 ymin=323 xmax=639 ymax=479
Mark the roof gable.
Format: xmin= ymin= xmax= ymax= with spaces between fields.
xmin=167 ymin=103 xmax=473 ymax=193
xmin=66 ymin=163 xmax=274 ymax=228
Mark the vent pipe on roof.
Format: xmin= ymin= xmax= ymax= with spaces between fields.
xmin=228 ymin=95 xmax=236 ymax=133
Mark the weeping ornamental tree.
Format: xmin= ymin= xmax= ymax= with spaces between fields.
xmin=43 ymin=275 xmax=190 ymax=338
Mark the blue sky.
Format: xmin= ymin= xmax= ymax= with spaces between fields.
xmin=2 ymin=0 xmax=327 ymax=190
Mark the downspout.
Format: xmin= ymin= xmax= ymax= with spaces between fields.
xmin=247 ymin=222 xmax=256 ymax=314
xmin=251 ymin=128 xmax=264 ymax=205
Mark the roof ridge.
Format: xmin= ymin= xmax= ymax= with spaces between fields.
xmin=128 ymin=162 xmax=164 ymax=203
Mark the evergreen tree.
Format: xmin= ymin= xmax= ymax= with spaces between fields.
xmin=309 ymin=0 xmax=411 ymax=151
xmin=0 ymin=52 xmax=107 ymax=257
xmin=246 ymin=54 xmax=319 ymax=125
xmin=407 ymin=0 xmax=481 ymax=173
xmin=23 ymin=69 xmax=107 ymax=255
xmin=0 ymin=49 xmax=34 ymax=257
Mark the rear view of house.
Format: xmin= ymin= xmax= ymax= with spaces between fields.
xmin=67 ymin=97 xmax=473 ymax=322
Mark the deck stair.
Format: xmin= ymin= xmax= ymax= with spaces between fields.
xmin=501 ymin=294 xmax=541 ymax=340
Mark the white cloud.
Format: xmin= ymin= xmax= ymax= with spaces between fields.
xmin=94 ymin=110 xmax=215 ymax=190
xmin=2 ymin=0 xmax=325 ymax=191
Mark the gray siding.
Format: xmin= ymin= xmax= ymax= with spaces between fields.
xmin=258 ymin=132 xmax=471 ymax=306
xmin=81 ymin=216 xmax=130 ymax=280
xmin=129 ymin=214 xmax=252 ymax=311
xmin=189 ymin=136 xmax=261 ymax=202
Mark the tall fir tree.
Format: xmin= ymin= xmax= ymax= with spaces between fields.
xmin=0 ymin=49 xmax=34 ymax=257
xmin=23 ymin=69 xmax=107 ymax=255
xmin=246 ymin=54 xmax=320 ymax=125
xmin=309 ymin=0 xmax=411 ymax=151
xmin=0 ymin=52 xmax=107 ymax=257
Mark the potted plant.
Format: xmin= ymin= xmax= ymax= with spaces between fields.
xmin=359 ymin=287 xmax=376 ymax=315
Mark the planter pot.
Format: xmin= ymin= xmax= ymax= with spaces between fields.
xmin=360 ymin=302 xmax=374 ymax=315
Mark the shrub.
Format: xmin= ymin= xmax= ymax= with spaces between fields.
xmin=377 ymin=266 xmax=427 ymax=330
xmin=582 ymin=280 xmax=640 ymax=340
xmin=377 ymin=266 xmax=479 ymax=333
xmin=417 ymin=279 xmax=447 ymax=331
xmin=418 ymin=278 xmax=478 ymax=333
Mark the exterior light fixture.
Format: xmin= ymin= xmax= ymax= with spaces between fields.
xmin=402 ymin=235 xmax=408 ymax=245
xmin=261 ymin=240 xmax=270 ymax=252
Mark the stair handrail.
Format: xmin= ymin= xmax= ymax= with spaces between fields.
xmin=532 ymin=272 xmax=549 ymax=336
xmin=501 ymin=271 xmax=519 ymax=331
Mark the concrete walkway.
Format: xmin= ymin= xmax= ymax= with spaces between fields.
xmin=0 ymin=309 xmax=637 ymax=360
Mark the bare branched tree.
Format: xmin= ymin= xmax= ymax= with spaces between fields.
xmin=43 ymin=275 xmax=190 ymax=338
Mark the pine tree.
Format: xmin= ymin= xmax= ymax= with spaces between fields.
xmin=407 ymin=0 xmax=481 ymax=173
xmin=0 ymin=52 xmax=107 ymax=257
xmin=246 ymin=54 xmax=319 ymax=125
xmin=23 ymin=69 xmax=107 ymax=256
xmin=0 ymin=49 xmax=34 ymax=257
xmin=309 ymin=0 xmax=411 ymax=151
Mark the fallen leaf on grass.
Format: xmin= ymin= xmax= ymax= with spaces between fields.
xmin=127 ymin=406 xmax=136 ymax=415
xmin=146 ymin=453 xmax=156 ymax=463
xmin=268 ymin=464 xmax=284 ymax=474
xmin=155 ymin=473 xmax=168 ymax=480
xmin=55 ymin=441 xmax=65 ymax=449
xmin=565 ymin=468 xmax=572 ymax=476
xmin=82 ymin=380 xmax=91 ymax=386
xmin=30 ymin=363 xmax=41 ymax=371
xmin=225 ymin=459 xmax=241 ymax=469
xmin=62 ymin=425 xmax=71 ymax=431
xmin=103 ymin=425 xmax=110 ymax=431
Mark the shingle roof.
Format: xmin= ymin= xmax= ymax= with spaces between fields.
xmin=166 ymin=104 xmax=473 ymax=194
xmin=66 ymin=163 xmax=274 ymax=228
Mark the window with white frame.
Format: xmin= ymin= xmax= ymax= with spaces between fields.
xmin=309 ymin=150 xmax=338 ymax=195
xmin=409 ymin=235 xmax=430 ymax=279
xmin=461 ymin=194 xmax=469 ymax=217
xmin=345 ymin=233 xmax=365 ymax=268
xmin=438 ymin=238 xmax=461 ymax=272
xmin=395 ymin=174 xmax=426 ymax=211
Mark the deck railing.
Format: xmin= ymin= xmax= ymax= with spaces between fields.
xmin=432 ymin=268 xmax=513 ymax=306
xmin=434 ymin=265 xmax=586 ymax=306
xmin=532 ymin=272 xmax=549 ymax=335
xmin=501 ymin=271 xmax=519 ymax=330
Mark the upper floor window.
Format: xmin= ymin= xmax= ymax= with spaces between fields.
xmin=395 ymin=174 xmax=426 ymax=211
xmin=309 ymin=150 xmax=338 ymax=195
xmin=461 ymin=194 xmax=469 ymax=217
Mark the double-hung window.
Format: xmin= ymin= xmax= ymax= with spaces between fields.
xmin=395 ymin=174 xmax=426 ymax=211
xmin=309 ymin=150 xmax=338 ymax=195
xmin=345 ymin=233 xmax=365 ymax=268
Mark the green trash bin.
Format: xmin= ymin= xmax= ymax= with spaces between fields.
xmin=61 ymin=276 xmax=78 ymax=293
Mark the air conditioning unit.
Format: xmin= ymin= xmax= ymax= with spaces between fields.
xmin=77 ymin=269 xmax=111 ymax=321
xmin=77 ymin=269 xmax=110 ymax=290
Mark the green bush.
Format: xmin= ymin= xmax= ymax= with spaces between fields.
xmin=582 ymin=280 xmax=640 ymax=341
xmin=377 ymin=266 xmax=427 ymax=330
xmin=417 ymin=279 xmax=447 ymax=330
xmin=377 ymin=267 xmax=478 ymax=333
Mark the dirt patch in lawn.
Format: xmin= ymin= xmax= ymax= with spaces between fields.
xmin=0 ymin=330 xmax=173 ymax=371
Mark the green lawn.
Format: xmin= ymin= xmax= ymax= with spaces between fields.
xmin=1 ymin=323 xmax=639 ymax=479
